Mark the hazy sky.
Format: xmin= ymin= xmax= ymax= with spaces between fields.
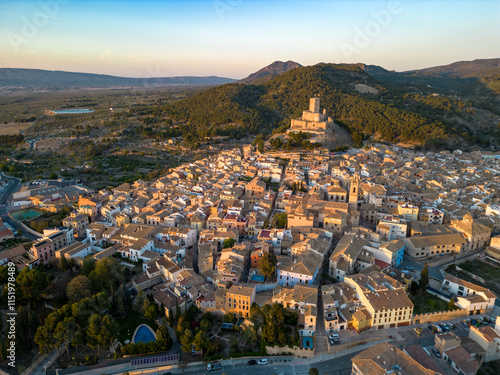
xmin=1 ymin=0 xmax=499 ymax=78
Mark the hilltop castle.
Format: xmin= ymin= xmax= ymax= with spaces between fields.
xmin=287 ymin=97 xmax=334 ymax=135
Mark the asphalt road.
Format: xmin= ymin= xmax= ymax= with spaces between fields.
xmin=53 ymin=307 xmax=500 ymax=375
xmin=0 ymin=171 xmax=20 ymax=211
xmin=95 ymin=352 xmax=357 ymax=375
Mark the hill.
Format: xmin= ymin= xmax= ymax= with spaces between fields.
xmin=405 ymin=58 xmax=500 ymax=94
xmin=150 ymin=62 xmax=499 ymax=150
xmin=0 ymin=68 xmax=237 ymax=89
xmin=239 ymin=61 xmax=302 ymax=84
xmin=356 ymin=59 xmax=500 ymax=96
xmin=406 ymin=58 xmax=500 ymax=78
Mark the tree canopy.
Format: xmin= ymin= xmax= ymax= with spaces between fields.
xmin=258 ymin=252 xmax=277 ymax=281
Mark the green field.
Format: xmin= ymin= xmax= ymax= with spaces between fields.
xmin=411 ymin=292 xmax=455 ymax=315
xmin=10 ymin=208 xmax=44 ymax=221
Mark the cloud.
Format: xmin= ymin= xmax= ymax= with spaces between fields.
xmin=99 ymin=49 xmax=113 ymax=64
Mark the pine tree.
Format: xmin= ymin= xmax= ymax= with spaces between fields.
xmin=419 ymin=263 xmax=429 ymax=291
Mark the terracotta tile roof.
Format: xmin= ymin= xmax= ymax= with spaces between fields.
xmin=352 ymin=342 xmax=437 ymax=375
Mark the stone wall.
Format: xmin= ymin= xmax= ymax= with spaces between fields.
xmin=265 ymin=345 xmax=315 ymax=358
xmin=255 ymin=282 xmax=278 ymax=293
xmin=413 ymin=309 xmax=468 ymax=324
xmin=454 ymin=265 xmax=486 ymax=284
xmin=7 ymin=212 xmax=42 ymax=238
xmin=327 ymin=336 xmax=383 ymax=354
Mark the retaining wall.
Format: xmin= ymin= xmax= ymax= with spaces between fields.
xmin=266 ymin=345 xmax=315 ymax=358
xmin=255 ymin=282 xmax=278 ymax=293
xmin=454 ymin=265 xmax=486 ymax=284
xmin=7 ymin=212 xmax=42 ymax=238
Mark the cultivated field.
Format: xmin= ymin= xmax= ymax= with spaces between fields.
xmin=0 ymin=122 xmax=31 ymax=135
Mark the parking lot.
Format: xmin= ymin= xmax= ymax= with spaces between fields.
xmin=410 ymin=316 xmax=496 ymax=340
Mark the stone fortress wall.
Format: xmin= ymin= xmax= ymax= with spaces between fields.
xmin=287 ymin=98 xmax=334 ymax=134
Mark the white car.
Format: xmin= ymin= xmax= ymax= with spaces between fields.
xmin=328 ymin=333 xmax=339 ymax=340
xmin=258 ymin=359 xmax=268 ymax=365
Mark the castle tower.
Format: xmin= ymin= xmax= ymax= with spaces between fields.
xmin=309 ymin=98 xmax=320 ymax=113
xmin=349 ymin=174 xmax=360 ymax=206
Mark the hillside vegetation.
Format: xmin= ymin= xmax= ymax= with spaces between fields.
xmin=143 ymin=63 xmax=500 ymax=149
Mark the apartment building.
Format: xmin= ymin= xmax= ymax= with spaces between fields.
xmin=402 ymin=233 xmax=467 ymax=259
xmin=397 ymin=202 xmax=418 ymax=221
xmin=31 ymin=239 xmax=55 ymax=264
xmin=62 ymin=211 xmax=90 ymax=236
xmin=450 ymin=214 xmax=492 ymax=252
xmin=225 ymin=284 xmax=256 ymax=318
xmin=345 ymin=271 xmax=414 ymax=330
xmin=375 ymin=216 xmax=407 ymax=240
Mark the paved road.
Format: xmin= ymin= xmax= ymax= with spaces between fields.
xmin=23 ymin=349 xmax=59 ymax=375
xmin=52 ymin=308 xmax=500 ymax=375
xmin=0 ymin=171 xmax=20 ymax=213
xmin=0 ymin=172 xmax=42 ymax=240
xmin=2 ymin=215 xmax=41 ymax=240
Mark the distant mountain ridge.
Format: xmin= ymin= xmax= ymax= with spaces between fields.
xmin=355 ymin=58 xmax=500 ymax=95
xmin=404 ymin=58 xmax=500 ymax=93
xmin=239 ymin=60 xmax=302 ymax=84
xmin=157 ymin=60 xmax=500 ymax=150
xmin=405 ymin=58 xmax=500 ymax=78
xmin=0 ymin=68 xmax=237 ymax=88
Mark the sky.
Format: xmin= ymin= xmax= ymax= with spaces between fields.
xmin=0 ymin=0 xmax=499 ymax=78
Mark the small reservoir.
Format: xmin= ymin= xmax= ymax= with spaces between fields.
xmin=11 ymin=209 xmax=44 ymax=221
xmin=53 ymin=109 xmax=94 ymax=114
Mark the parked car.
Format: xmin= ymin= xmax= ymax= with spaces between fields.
xmin=247 ymin=359 xmax=257 ymax=365
xmin=414 ymin=327 xmax=423 ymax=335
xmin=207 ymin=363 xmax=222 ymax=371
xmin=448 ymin=323 xmax=456 ymax=330
xmin=432 ymin=348 xmax=441 ymax=358
xmin=434 ymin=325 xmax=442 ymax=333
xmin=428 ymin=325 xmax=437 ymax=332
xmin=328 ymin=333 xmax=340 ymax=340
xmin=441 ymin=323 xmax=450 ymax=331
xmin=329 ymin=338 xmax=337 ymax=345
xmin=258 ymin=359 xmax=268 ymax=365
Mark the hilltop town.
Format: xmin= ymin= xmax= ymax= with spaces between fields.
xmin=1 ymin=99 xmax=500 ymax=375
